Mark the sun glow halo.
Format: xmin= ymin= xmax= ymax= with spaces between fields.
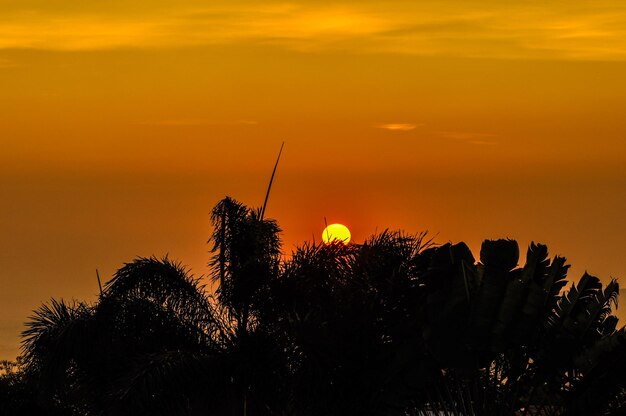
xmin=322 ymin=223 xmax=351 ymax=244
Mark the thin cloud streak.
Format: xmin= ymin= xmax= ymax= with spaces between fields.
xmin=1 ymin=2 xmax=626 ymax=60
xmin=437 ymin=131 xmax=499 ymax=145
xmin=377 ymin=123 xmax=422 ymax=131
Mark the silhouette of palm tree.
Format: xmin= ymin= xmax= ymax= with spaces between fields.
xmin=12 ymin=198 xmax=626 ymax=416
xmin=18 ymin=197 xmax=285 ymax=415
xmin=406 ymin=240 xmax=625 ymax=415
xmin=21 ymin=258 xmax=226 ymax=414
xmin=209 ymin=196 xmax=281 ymax=338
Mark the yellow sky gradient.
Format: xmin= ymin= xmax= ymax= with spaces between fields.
xmin=2 ymin=0 xmax=626 ymax=358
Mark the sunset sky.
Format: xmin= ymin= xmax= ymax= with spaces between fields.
xmin=2 ymin=0 xmax=626 ymax=358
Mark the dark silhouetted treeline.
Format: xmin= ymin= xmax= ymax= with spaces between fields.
xmin=1 ymin=197 xmax=625 ymax=415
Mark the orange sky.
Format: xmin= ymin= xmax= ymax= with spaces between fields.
xmin=2 ymin=0 xmax=626 ymax=358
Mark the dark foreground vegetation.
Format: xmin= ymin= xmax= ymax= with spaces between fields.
xmin=1 ymin=197 xmax=625 ymax=415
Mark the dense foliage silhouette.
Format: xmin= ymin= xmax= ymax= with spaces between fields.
xmin=1 ymin=197 xmax=625 ymax=415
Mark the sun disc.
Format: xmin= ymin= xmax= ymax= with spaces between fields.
xmin=322 ymin=223 xmax=351 ymax=244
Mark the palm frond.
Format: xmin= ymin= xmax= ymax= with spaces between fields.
xmin=208 ymin=196 xmax=282 ymax=331
xmin=492 ymin=242 xmax=549 ymax=351
xmin=104 ymin=256 xmax=218 ymax=337
xmin=21 ymin=299 xmax=92 ymax=367
xmin=547 ymin=272 xmax=602 ymax=332
xmin=421 ymin=242 xmax=476 ymax=366
xmin=350 ymin=230 xmax=432 ymax=290
xmin=545 ymin=256 xmax=570 ymax=303
xmin=470 ymin=239 xmax=519 ymax=350
xmin=575 ymin=279 xmax=620 ymax=342
xmin=20 ymin=299 xmax=93 ymax=403
xmin=479 ymin=238 xmax=519 ymax=272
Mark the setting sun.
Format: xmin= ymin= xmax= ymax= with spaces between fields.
xmin=322 ymin=223 xmax=351 ymax=244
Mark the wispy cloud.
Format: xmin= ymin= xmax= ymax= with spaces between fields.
xmin=2 ymin=2 xmax=626 ymax=60
xmin=0 ymin=5 xmax=393 ymax=51
xmin=437 ymin=131 xmax=499 ymax=145
xmin=377 ymin=123 xmax=422 ymax=131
